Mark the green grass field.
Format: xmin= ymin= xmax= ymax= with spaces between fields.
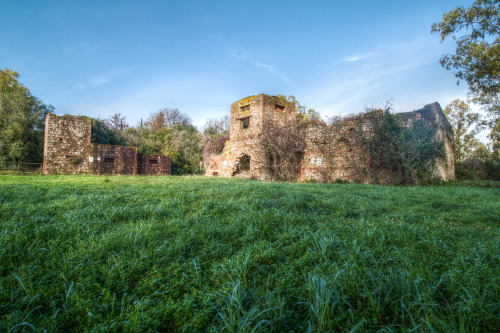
xmin=0 ymin=175 xmax=499 ymax=332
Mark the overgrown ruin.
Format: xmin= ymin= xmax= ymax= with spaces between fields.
xmin=205 ymin=94 xmax=455 ymax=183
xmin=43 ymin=114 xmax=171 ymax=175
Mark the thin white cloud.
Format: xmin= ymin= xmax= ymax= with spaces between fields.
xmin=88 ymin=74 xmax=112 ymax=87
xmin=228 ymin=47 xmax=290 ymax=84
xmin=68 ymin=68 xmax=129 ymax=91
xmin=337 ymin=51 xmax=378 ymax=64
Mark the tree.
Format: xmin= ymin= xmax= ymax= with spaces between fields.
xmin=443 ymin=99 xmax=485 ymax=162
xmin=145 ymin=108 xmax=192 ymax=131
xmin=104 ymin=113 xmax=129 ymax=132
xmin=0 ymin=69 xmax=53 ymax=163
xmin=276 ymin=95 xmax=323 ymax=125
xmin=432 ymin=0 xmax=500 ymax=117
xmin=201 ymin=115 xmax=230 ymax=141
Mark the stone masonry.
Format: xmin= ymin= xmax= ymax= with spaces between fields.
xmin=302 ymin=103 xmax=455 ymax=182
xmin=43 ymin=113 xmax=171 ymax=175
xmin=205 ymin=94 xmax=295 ymax=180
xmin=205 ymin=95 xmax=455 ymax=182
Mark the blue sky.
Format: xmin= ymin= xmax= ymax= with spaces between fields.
xmin=1 ymin=0 xmax=474 ymax=128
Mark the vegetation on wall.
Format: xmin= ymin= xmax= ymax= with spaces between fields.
xmin=367 ymin=111 xmax=444 ymax=185
xmin=262 ymin=124 xmax=307 ymax=181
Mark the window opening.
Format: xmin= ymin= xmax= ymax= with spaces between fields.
xmin=275 ymin=104 xmax=285 ymax=112
xmin=149 ymin=159 xmax=158 ymax=165
xmin=240 ymin=105 xmax=250 ymax=112
xmin=105 ymin=157 xmax=115 ymax=163
xmin=242 ymin=117 xmax=250 ymax=129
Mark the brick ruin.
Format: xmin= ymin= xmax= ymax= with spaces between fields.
xmin=205 ymin=94 xmax=296 ymax=180
xmin=205 ymin=94 xmax=455 ymax=183
xmin=43 ymin=113 xmax=171 ymax=175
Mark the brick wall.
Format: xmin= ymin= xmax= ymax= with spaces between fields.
xmin=206 ymin=96 xmax=455 ymax=183
xmin=43 ymin=113 xmax=171 ymax=176
xmin=138 ymin=154 xmax=171 ymax=175
xmin=302 ymin=103 xmax=455 ymax=183
xmin=93 ymin=144 xmax=138 ymax=175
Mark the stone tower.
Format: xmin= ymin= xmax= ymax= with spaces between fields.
xmin=206 ymin=94 xmax=295 ymax=179
xmin=43 ymin=114 xmax=93 ymax=174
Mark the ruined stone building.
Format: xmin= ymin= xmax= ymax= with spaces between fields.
xmin=43 ymin=114 xmax=171 ymax=175
xmin=205 ymin=94 xmax=455 ymax=183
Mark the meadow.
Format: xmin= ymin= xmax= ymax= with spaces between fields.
xmin=0 ymin=175 xmax=498 ymax=332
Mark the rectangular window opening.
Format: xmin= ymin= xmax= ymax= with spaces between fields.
xmin=105 ymin=157 xmax=115 ymax=163
xmin=149 ymin=159 xmax=158 ymax=165
xmin=275 ymin=104 xmax=285 ymax=112
xmin=242 ymin=117 xmax=250 ymax=129
xmin=240 ymin=105 xmax=250 ymax=112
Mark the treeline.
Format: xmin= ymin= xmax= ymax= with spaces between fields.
xmin=443 ymin=99 xmax=500 ymax=181
xmin=1 ymin=67 xmax=499 ymax=180
xmin=91 ymin=110 xmax=229 ymax=175
xmin=0 ymin=68 xmax=230 ymax=175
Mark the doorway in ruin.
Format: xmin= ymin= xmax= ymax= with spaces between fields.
xmin=233 ymin=154 xmax=251 ymax=177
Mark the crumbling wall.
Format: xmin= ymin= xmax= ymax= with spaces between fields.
xmin=138 ymin=154 xmax=171 ymax=175
xmin=43 ymin=113 xmax=93 ymax=174
xmin=302 ymin=111 xmax=380 ymax=182
xmin=207 ymin=96 xmax=455 ymax=183
xmin=43 ymin=113 xmax=171 ymax=176
xmin=302 ymin=104 xmax=455 ymax=183
xmin=399 ymin=103 xmax=455 ymax=181
xmin=206 ymin=94 xmax=295 ymax=180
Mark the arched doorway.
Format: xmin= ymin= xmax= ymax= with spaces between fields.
xmin=233 ymin=154 xmax=251 ymax=177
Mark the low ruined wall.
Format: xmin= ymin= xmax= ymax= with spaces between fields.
xmin=43 ymin=113 xmax=171 ymax=176
xmin=93 ymin=144 xmax=138 ymax=175
xmin=303 ymin=104 xmax=455 ymax=183
xmin=138 ymin=154 xmax=171 ymax=175
xmin=302 ymin=112 xmax=378 ymax=182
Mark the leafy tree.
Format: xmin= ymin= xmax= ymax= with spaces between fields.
xmin=431 ymin=0 xmax=500 ymax=117
xmin=90 ymin=118 xmax=128 ymax=146
xmin=0 ymin=68 xmax=53 ymax=163
xmin=276 ymin=95 xmax=323 ymax=125
xmin=145 ymin=108 xmax=192 ymax=131
xmin=443 ymin=99 xmax=485 ymax=162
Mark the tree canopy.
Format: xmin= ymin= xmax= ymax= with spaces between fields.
xmin=443 ymin=99 xmax=485 ymax=163
xmin=432 ymin=0 xmax=500 ymax=116
xmin=0 ymin=68 xmax=53 ymax=163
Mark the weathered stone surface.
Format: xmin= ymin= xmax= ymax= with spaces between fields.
xmin=206 ymin=94 xmax=295 ymax=180
xmin=205 ymin=95 xmax=455 ymax=183
xmin=43 ymin=113 xmax=171 ymax=175
xmin=138 ymin=154 xmax=171 ymax=175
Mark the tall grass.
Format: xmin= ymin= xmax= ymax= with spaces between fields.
xmin=0 ymin=175 xmax=498 ymax=331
